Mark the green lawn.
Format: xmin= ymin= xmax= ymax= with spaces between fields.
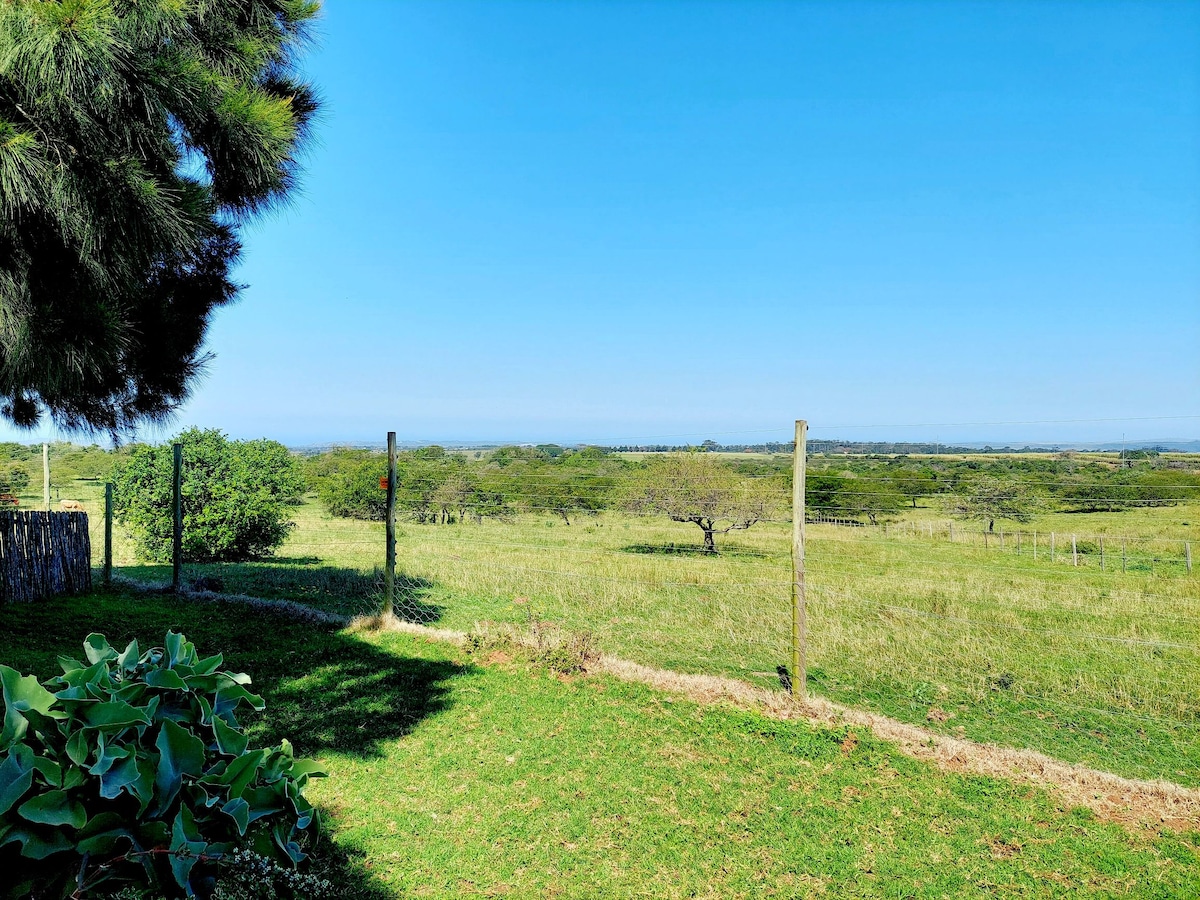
xmin=1 ymin=591 xmax=1197 ymax=898
xmin=53 ymin=479 xmax=1200 ymax=785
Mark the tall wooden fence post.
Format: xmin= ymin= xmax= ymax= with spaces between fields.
xmin=384 ymin=431 xmax=397 ymax=618
xmin=172 ymin=443 xmax=182 ymax=593
xmin=1187 ymin=541 xmax=1193 ymax=575
xmin=104 ymin=483 xmax=113 ymax=587
xmin=1072 ymin=534 xmax=1078 ymax=567
xmin=43 ymin=443 xmax=50 ymax=511
xmin=791 ymin=419 xmax=807 ymax=700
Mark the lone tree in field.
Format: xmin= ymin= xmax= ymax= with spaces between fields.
xmin=627 ymin=453 xmax=775 ymax=553
xmin=0 ymin=0 xmax=318 ymax=434
xmin=112 ymin=428 xmax=304 ymax=562
xmin=948 ymin=475 xmax=1039 ymax=532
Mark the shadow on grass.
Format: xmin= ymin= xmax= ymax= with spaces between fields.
xmin=0 ymin=588 xmax=475 ymax=898
xmin=115 ymin=562 xmax=444 ymax=623
xmin=620 ymin=542 xmax=773 ymax=559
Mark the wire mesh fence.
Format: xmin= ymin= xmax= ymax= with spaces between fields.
xmin=87 ymin=426 xmax=1200 ymax=784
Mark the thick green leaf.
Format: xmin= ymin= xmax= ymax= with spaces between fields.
xmin=192 ymin=653 xmax=225 ymax=676
xmin=287 ymin=758 xmax=327 ymax=779
xmin=76 ymin=811 xmax=136 ymax=857
xmin=62 ymin=765 xmax=85 ymax=792
xmin=221 ymin=797 xmax=250 ymax=836
xmin=154 ymin=719 xmax=207 ymax=813
xmin=212 ymin=716 xmax=248 ymax=756
xmin=169 ymin=805 xmax=207 ymax=890
xmin=214 ymin=681 xmax=265 ymax=715
xmin=117 ymin=638 xmax=141 ymax=672
xmin=99 ymin=754 xmax=141 ymax=799
xmin=165 ymin=631 xmax=189 ymax=668
xmin=1 ymin=664 xmax=64 ymax=748
xmin=65 ymin=730 xmax=89 ymax=767
xmin=18 ymin=789 xmax=87 ymax=828
xmin=88 ymin=735 xmax=132 ymax=776
xmin=207 ymin=748 xmax=266 ymax=798
xmin=31 ymin=755 xmax=61 ymax=788
xmin=83 ymin=699 xmax=152 ymax=730
xmin=0 ymin=823 xmax=74 ymax=859
xmin=146 ymin=668 xmax=189 ymax=691
xmin=84 ymin=633 xmax=117 ymax=665
xmin=244 ymin=784 xmax=286 ymax=822
xmin=0 ymin=748 xmax=34 ymax=815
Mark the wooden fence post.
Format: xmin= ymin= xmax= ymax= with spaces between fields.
xmin=384 ymin=431 xmax=397 ymax=618
xmin=104 ymin=483 xmax=113 ymax=587
xmin=1072 ymin=534 xmax=1078 ymax=567
xmin=43 ymin=443 xmax=50 ymax=511
xmin=172 ymin=443 xmax=182 ymax=593
xmin=1187 ymin=541 xmax=1193 ymax=575
xmin=791 ymin=420 xmax=808 ymax=700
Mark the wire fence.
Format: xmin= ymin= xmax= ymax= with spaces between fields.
xmin=88 ymin=423 xmax=1200 ymax=785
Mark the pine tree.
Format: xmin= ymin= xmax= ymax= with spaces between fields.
xmin=0 ymin=0 xmax=319 ymax=434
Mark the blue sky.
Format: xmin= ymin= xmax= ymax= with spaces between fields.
xmin=13 ymin=1 xmax=1200 ymax=447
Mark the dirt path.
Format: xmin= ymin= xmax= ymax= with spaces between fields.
xmin=368 ymin=616 xmax=1200 ymax=833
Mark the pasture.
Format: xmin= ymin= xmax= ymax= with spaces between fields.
xmin=0 ymin=591 xmax=1196 ymax=898
xmin=56 ymin=470 xmax=1200 ymax=788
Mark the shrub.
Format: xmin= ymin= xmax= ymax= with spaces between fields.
xmin=113 ymin=428 xmax=305 ymax=562
xmin=0 ymin=631 xmax=324 ymax=899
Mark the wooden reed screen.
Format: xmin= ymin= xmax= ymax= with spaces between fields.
xmin=0 ymin=511 xmax=92 ymax=603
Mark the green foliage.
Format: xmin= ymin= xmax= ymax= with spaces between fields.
xmin=625 ymin=453 xmax=777 ymax=551
xmin=0 ymin=460 xmax=28 ymax=494
xmin=808 ymin=474 xmax=907 ymax=525
xmin=947 ymin=475 xmax=1040 ymax=530
xmin=0 ymin=631 xmax=324 ymax=899
xmin=113 ymin=429 xmax=304 ymax=563
xmin=306 ymin=450 xmax=387 ymax=522
xmin=0 ymin=0 xmax=319 ymax=433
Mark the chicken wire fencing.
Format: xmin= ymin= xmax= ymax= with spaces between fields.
xmin=94 ymin=424 xmax=1199 ymax=783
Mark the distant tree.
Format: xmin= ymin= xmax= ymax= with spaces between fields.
xmin=948 ymin=475 xmax=1039 ymax=532
xmin=808 ymin=474 xmax=905 ymax=525
xmin=308 ymin=449 xmax=388 ymax=521
xmin=894 ymin=468 xmax=939 ymax=508
xmin=626 ymin=453 xmax=775 ymax=552
xmin=0 ymin=461 xmax=29 ymax=494
xmin=523 ymin=463 xmax=612 ymax=525
xmin=113 ymin=428 xmax=304 ymax=561
xmin=0 ymin=0 xmax=319 ymax=433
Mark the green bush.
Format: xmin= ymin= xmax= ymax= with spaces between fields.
xmin=113 ymin=429 xmax=305 ymax=562
xmin=0 ymin=631 xmax=324 ymax=899
xmin=305 ymin=450 xmax=387 ymax=521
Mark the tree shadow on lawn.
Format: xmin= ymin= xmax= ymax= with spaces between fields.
xmin=621 ymin=541 xmax=773 ymax=559
xmin=0 ymin=590 xmax=475 ymax=899
xmin=114 ymin=561 xmax=444 ymax=623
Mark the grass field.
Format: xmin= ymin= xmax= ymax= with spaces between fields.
xmin=47 ymin=476 xmax=1200 ymax=786
xmin=1 ymin=591 xmax=1197 ymax=898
